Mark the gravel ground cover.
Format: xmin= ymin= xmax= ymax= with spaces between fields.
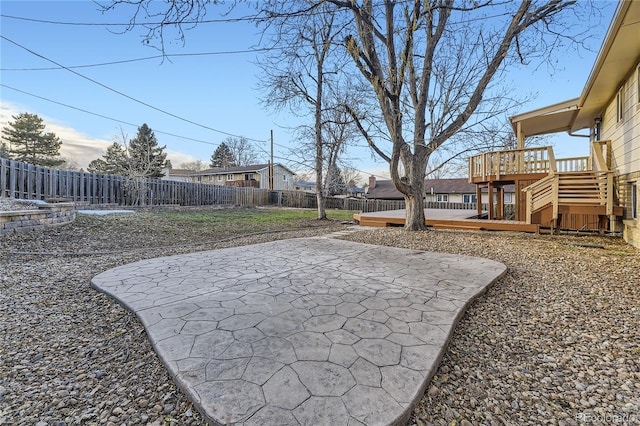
xmin=340 ymin=228 xmax=639 ymax=426
xmin=1 ymin=206 xmax=638 ymax=425
xmin=0 ymin=208 xmax=348 ymax=425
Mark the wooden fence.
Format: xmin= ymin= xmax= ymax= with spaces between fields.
xmin=0 ymin=158 xmax=271 ymax=207
xmin=1 ymin=158 xmax=499 ymax=214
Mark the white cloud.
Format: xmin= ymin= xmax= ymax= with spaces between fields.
xmin=1 ymin=101 xmax=197 ymax=169
xmin=165 ymin=150 xmax=198 ymax=169
xmin=1 ymin=101 xmax=110 ymax=169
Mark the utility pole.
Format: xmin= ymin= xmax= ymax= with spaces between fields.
xmin=269 ymin=130 xmax=274 ymax=190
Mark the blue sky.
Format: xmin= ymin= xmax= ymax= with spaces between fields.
xmin=0 ymin=1 xmax=617 ymax=181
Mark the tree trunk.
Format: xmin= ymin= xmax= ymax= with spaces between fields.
xmin=314 ymin=54 xmax=327 ymax=220
xmin=403 ymin=170 xmax=426 ymax=231
xmin=316 ymin=191 xmax=327 ymax=219
xmin=389 ymin=136 xmax=428 ymax=231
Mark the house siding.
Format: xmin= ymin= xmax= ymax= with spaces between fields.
xmin=271 ymin=164 xmax=295 ymax=191
xmin=186 ymin=164 xmax=295 ymax=190
xmin=253 ymin=165 xmax=294 ymax=190
xmin=424 ymin=193 xmax=515 ymax=204
xmin=602 ymin=62 xmax=640 ymax=176
xmin=617 ymin=170 xmax=640 ymax=247
xmin=600 ymin=61 xmax=640 ymax=248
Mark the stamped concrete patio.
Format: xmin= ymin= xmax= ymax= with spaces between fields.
xmin=92 ymin=235 xmax=506 ymax=425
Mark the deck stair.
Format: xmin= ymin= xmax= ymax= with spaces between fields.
xmin=468 ymin=140 xmax=621 ymax=233
xmin=523 ymin=170 xmax=619 ymax=231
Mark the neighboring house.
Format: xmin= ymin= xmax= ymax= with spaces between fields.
xmin=161 ymin=168 xmax=195 ymax=182
xmin=294 ymin=181 xmax=365 ymax=198
xmin=190 ymin=163 xmax=296 ymax=191
xmin=468 ymin=0 xmax=638 ymax=246
xmin=365 ymin=177 xmax=404 ymax=200
xmin=294 ymin=181 xmax=317 ymax=193
xmin=366 ymin=176 xmax=514 ymax=204
xmin=424 ymin=178 xmax=515 ymax=205
xmin=347 ymin=187 xmax=366 ymax=198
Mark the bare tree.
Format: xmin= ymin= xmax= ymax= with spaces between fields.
xmin=321 ymin=0 xmax=593 ymax=229
xmin=319 ymin=102 xmax=361 ymax=197
xmin=255 ymin=0 xmax=354 ymax=219
xmin=179 ymin=160 xmax=207 ymax=171
xmin=341 ymin=166 xmax=363 ymax=189
xmin=292 ymin=169 xmax=314 ymax=184
xmin=223 ymin=136 xmax=262 ymax=166
xmin=100 ymin=0 xmax=597 ymax=227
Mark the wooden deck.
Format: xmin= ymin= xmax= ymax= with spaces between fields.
xmin=354 ymin=209 xmax=540 ymax=233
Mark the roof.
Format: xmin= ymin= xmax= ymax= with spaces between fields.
xmin=510 ymin=98 xmax=580 ymax=137
xmin=367 ymin=178 xmax=514 ymax=199
xmin=166 ymin=169 xmax=196 ymax=176
xmin=425 ymin=178 xmax=478 ymax=194
xmin=366 ymin=179 xmax=404 ymax=199
xmin=510 ymin=1 xmax=640 ymax=137
xmin=192 ymin=163 xmax=296 ymax=176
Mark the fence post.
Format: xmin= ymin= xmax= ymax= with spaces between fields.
xmin=0 ymin=158 xmax=7 ymax=197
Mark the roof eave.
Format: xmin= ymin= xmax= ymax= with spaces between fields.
xmin=509 ymin=98 xmax=580 ymax=137
xmin=509 ymin=1 xmax=640 ymax=137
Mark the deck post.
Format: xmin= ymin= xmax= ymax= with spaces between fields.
xmin=525 ymin=187 xmax=532 ymax=224
xmin=599 ymin=215 xmax=607 ymax=236
xmin=516 ymin=121 xmax=524 ymax=150
xmin=487 ymin=182 xmax=494 ymax=220
xmin=497 ymin=186 xmax=504 ymax=220
xmin=476 ymin=185 xmax=482 ymax=217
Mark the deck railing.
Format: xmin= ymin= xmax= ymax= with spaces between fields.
xmin=524 ymin=171 xmax=614 ymax=223
xmin=556 ymin=156 xmax=590 ymax=172
xmin=469 ymin=147 xmax=599 ymax=181
xmin=469 ymin=146 xmax=556 ymax=180
xmin=469 ymin=140 xmax=616 ymax=226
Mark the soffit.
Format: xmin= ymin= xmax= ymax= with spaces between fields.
xmin=509 ymin=1 xmax=640 ymax=138
xmin=509 ymin=98 xmax=579 ymax=137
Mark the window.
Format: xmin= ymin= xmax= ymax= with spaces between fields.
xmin=227 ymin=174 xmax=234 ymax=181
xmin=217 ymin=175 xmax=223 ymax=181
xmin=616 ymin=86 xmax=624 ymax=122
xmin=283 ymin=174 xmax=287 ymax=181
xmin=436 ymin=194 xmax=448 ymax=203
xmin=632 ymin=182 xmax=638 ymax=220
xmin=245 ymin=173 xmax=254 ymax=180
xmin=504 ymin=193 xmax=513 ymax=204
xmin=463 ymin=194 xmax=477 ymax=203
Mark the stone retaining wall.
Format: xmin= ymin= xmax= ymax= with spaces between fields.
xmin=0 ymin=203 xmax=76 ymax=235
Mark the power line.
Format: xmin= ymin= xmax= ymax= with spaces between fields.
xmin=0 ymin=13 xmax=259 ymax=26
xmin=1 ymin=84 xmax=386 ymax=179
xmin=0 ymin=40 xmax=386 ymax=179
xmin=0 ymin=6 xmax=513 ymax=29
xmin=0 ymin=49 xmax=272 ymax=71
xmin=0 ymin=35 xmax=268 ymax=144
xmin=0 ymin=83 xmax=221 ymax=146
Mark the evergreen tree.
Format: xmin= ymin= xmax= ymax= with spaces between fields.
xmin=0 ymin=141 xmax=10 ymax=159
xmin=2 ymin=113 xmax=64 ymax=167
xmin=209 ymin=142 xmax=236 ymax=168
xmin=128 ymin=124 xmax=167 ymax=177
xmin=326 ymin=163 xmax=347 ymax=196
xmin=87 ymin=142 xmax=129 ymax=175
